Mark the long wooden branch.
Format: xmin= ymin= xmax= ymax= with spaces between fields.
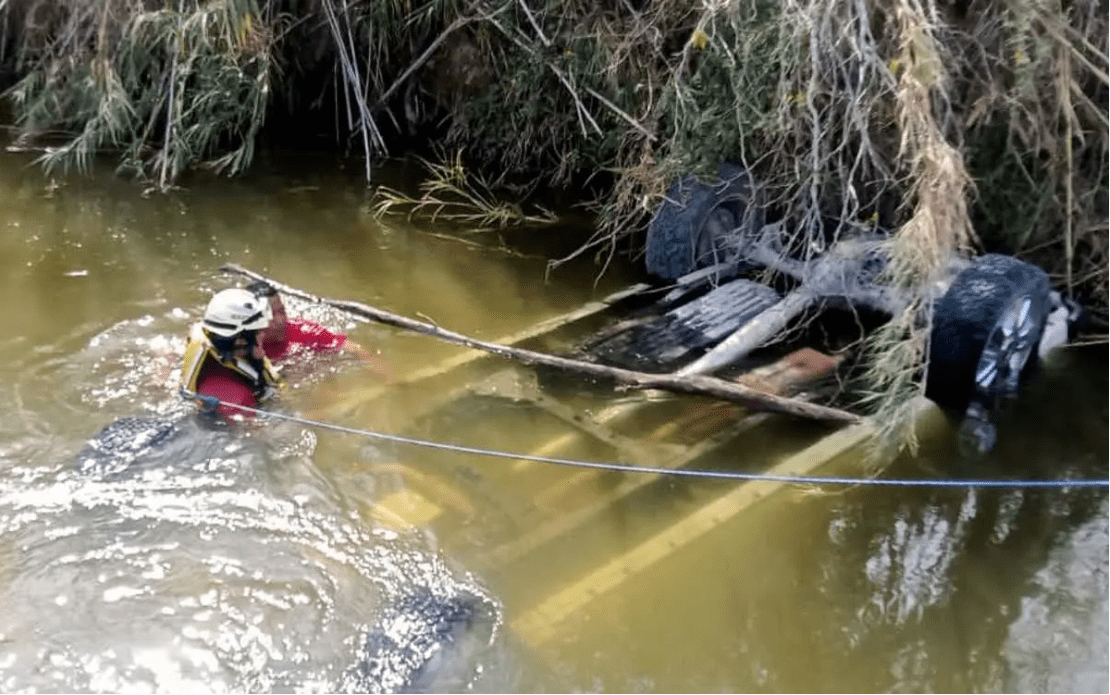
xmin=221 ymin=264 xmax=863 ymax=424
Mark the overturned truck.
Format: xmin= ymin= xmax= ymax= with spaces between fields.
xmin=637 ymin=164 xmax=1083 ymax=452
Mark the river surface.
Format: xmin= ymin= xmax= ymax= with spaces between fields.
xmin=0 ymin=146 xmax=1106 ymax=693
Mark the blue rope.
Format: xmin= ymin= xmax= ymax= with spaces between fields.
xmin=179 ymin=390 xmax=1109 ymax=489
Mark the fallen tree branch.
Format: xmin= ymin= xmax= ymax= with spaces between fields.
xmin=222 ymin=263 xmax=863 ymax=424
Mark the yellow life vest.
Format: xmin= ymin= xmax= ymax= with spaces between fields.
xmin=180 ymin=323 xmax=282 ymax=409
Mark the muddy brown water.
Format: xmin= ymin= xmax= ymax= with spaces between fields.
xmin=0 ymin=148 xmax=1105 ymax=693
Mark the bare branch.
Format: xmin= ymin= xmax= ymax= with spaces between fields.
xmin=222 ymin=263 xmax=863 ymax=424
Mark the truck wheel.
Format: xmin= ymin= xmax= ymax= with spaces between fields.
xmin=644 ymin=164 xmax=763 ymax=281
xmin=925 ymin=254 xmax=1053 ymax=416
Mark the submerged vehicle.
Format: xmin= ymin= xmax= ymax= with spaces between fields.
xmin=637 ymin=164 xmax=1084 ymax=451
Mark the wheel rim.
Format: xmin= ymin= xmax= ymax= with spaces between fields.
xmin=974 ymin=294 xmax=1039 ymax=405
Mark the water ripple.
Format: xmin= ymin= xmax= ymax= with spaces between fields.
xmin=0 ymin=419 xmax=502 ymax=692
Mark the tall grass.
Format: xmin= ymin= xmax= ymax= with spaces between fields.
xmin=5 ymin=0 xmax=275 ymax=187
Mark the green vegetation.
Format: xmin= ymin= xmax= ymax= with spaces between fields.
xmin=1 ymin=0 xmax=1106 ymax=444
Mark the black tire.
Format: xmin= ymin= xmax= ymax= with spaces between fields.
xmin=645 ymin=174 xmax=714 ymax=280
xmin=644 ymin=163 xmax=763 ymax=281
xmin=925 ymin=254 xmax=1053 ymax=414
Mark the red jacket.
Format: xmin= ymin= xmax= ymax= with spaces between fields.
xmin=262 ymin=319 xmax=347 ymax=362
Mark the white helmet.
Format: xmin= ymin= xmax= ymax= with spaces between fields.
xmin=202 ymin=288 xmax=272 ymax=338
